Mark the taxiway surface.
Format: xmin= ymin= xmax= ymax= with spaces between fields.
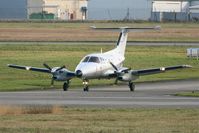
xmin=0 ymin=41 xmax=199 ymax=46
xmin=0 ymin=80 xmax=199 ymax=108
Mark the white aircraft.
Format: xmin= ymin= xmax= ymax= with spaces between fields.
xmin=8 ymin=26 xmax=191 ymax=91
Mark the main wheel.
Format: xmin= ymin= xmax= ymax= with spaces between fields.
xmin=129 ymin=82 xmax=135 ymax=92
xmin=63 ymin=82 xmax=69 ymax=91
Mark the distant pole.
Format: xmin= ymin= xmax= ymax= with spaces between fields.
xmin=174 ymin=12 xmax=177 ymax=22
xmin=123 ymin=8 xmax=130 ymax=21
xmin=151 ymin=1 xmax=154 ymax=21
xmin=107 ymin=9 xmax=112 ymax=20
xmin=26 ymin=0 xmax=29 ymax=19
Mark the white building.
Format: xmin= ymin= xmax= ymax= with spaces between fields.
xmin=152 ymin=0 xmax=189 ymax=13
xmin=151 ymin=0 xmax=199 ymax=21
xmin=27 ymin=0 xmax=88 ymax=20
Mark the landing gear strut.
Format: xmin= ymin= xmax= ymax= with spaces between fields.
xmin=83 ymin=80 xmax=89 ymax=92
xmin=128 ymin=82 xmax=135 ymax=92
xmin=63 ymin=80 xmax=70 ymax=91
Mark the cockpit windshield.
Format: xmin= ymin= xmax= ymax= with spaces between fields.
xmin=82 ymin=56 xmax=100 ymax=63
xmin=82 ymin=56 xmax=90 ymax=62
xmin=89 ymin=56 xmax=100 ymax=63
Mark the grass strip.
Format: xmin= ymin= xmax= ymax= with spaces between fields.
xmin=175 ymin=91 xmax=199 ymax=97
xmin=0 ymin=107 xmax=198 ymax=133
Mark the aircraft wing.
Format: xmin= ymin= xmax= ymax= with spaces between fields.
xmin=8 ymin=64 xmax=51 ymax=73
xmin=131 ymin=65 xmax=191 ymax=76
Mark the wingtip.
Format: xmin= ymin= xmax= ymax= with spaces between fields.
xmin=90 ymin=25 xmax=96 ymax=29
xmin=155 ymin=26 xmax=161 ymax=30
xmin=7 ymin=64 xmax=12 ymax=67
xmin=160 ymin=67 xmax=165 ymax=71
xmin=183 ymin=65 xmax=192 ymax=68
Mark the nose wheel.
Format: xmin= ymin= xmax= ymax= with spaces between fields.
xmin=63 ymin=81 xmax=70 ymax=91
xmin=83 ymin=80 xmax=89 ymax=92
xmin=129 ymin=82 xmax=135 ymax=92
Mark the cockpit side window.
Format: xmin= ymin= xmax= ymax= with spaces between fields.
xmin=100 ymin=57 xmax=105 ymax=62
xmin=82 ymin=56 xmax=90 ymax=62
xmin=88 ymin=56 xmax=100 ymax=63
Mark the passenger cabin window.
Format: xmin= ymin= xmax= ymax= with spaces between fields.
xmin=82 ymin=56 xmax=90 ymax=62
xmin=88 ymin=56 xmax=100 ymax=63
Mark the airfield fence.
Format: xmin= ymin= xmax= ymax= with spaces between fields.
xmin=0 ymin=7 xmax=199 ymax=22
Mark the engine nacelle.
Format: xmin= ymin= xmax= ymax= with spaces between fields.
xmin=118 ymin=72 xmax=139 ymax=82
xmin=53 ymin=68 xmax=75 ymax=81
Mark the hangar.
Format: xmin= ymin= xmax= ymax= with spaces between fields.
xmin=27 ymin=0 xmax=88 ymax=20
xmin=151 ymin=0 xmax=199 ymax=21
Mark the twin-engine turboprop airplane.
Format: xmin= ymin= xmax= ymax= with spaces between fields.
xmin=8 ymin=26 xmax=191 ymax=91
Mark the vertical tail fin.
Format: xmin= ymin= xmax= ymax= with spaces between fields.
xmin=116 ymin=28 xmax=128 ymax=56
xmin=90 ymin=26 xmax=161 ymax=56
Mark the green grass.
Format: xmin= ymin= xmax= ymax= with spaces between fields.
xmin=0 ymin=108 xmax=199 ymax=133
xmin=0 ymin=44 xmax=199 ymax=91
xmin=175 ymin=91 xmax=199 ymax=97
xmin=0 ymin=21 xmax=199 ymax=42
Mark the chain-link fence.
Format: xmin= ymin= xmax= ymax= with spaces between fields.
xmin=151 ymin=12 xmax=199 ymax=22
xmin=0 ymin=7 xmax=152 ymax=21
xmin=88 ymin=8 xmax=151 ymax=20
xmin=1 ymin=7 xmax=199 ymax=22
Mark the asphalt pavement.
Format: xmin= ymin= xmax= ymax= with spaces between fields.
xmin=0 ymin=41 xmax=199 ymax=46
xmin=0 ymin=80 xmax=199 ymax=108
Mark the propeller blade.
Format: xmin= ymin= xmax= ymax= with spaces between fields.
xmin=121 ymin=68 xmax=131 ymax=73
xmin=43 ymin=63 xmax=52 ymax=71
xmin=55 ymin=65 xmax=65 ymax=72
xmin=110 ymin=62 xmax=118 ymax=71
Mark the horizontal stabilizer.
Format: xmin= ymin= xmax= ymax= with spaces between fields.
xmin=90 ymin=26 xmax=161 ymax=32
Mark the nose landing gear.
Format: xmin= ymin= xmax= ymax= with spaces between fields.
xmin=83 ymin=80 xmax=89 ymax=92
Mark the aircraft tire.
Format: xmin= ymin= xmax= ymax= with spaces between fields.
xmin=63 ymin=82 xmax=69 ymax=91
xmin=129 ymin=82 xmax=135 ymax=92
xmin=83 ymin=86 xmax=89 ymax=92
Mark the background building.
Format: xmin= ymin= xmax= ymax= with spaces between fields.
xmin=4 ymin=0 xmax=199 ymax=21
xmin=27 ymin=0 xmax=88 ymax=20
xmin=0 ymin=0 xmax=151 ymax=21
xmin=151 ymin=0 xmax=199 ymax=21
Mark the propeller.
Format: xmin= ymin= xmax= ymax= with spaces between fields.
xmin=109 ymin=62 xmax=131 ymax=84
xmin=110 ymin=62 xmax=118 ymax=71
xmin=109 ymin=62 xmax=120 ymax=84
xmin=43 ymin=63 xmax=65 ymax=86
xmin=55 ymin=65 xmax=65 ymax=72
xmin=43 ymin=63 xmax=52 ymax=71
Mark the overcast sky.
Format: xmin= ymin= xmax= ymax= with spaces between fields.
xmin=0 ymin=0 xmax=151 ymax=20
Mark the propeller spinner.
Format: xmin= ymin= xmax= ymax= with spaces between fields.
xmin=109 ymin=62 xmax=131 ymax=84
xmin=43 ymin=63 xmax=66 ymax=86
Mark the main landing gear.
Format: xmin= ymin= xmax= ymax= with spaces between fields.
xmin=63 ymin=80 xmax=70 ymax=91
xmin=83 ymin=80 xmax=89 ymax=92
xmin=128 ymin=82 xmax=135 ymax=92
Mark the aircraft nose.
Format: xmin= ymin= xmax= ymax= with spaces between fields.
xmin=76 ymin=70 xmax=83 ymax=78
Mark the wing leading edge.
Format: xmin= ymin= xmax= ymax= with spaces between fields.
xmin=132 ymin=65 xmax=192 ymax=76
xmin=8 ymin=64 xmax=51 ymax=73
